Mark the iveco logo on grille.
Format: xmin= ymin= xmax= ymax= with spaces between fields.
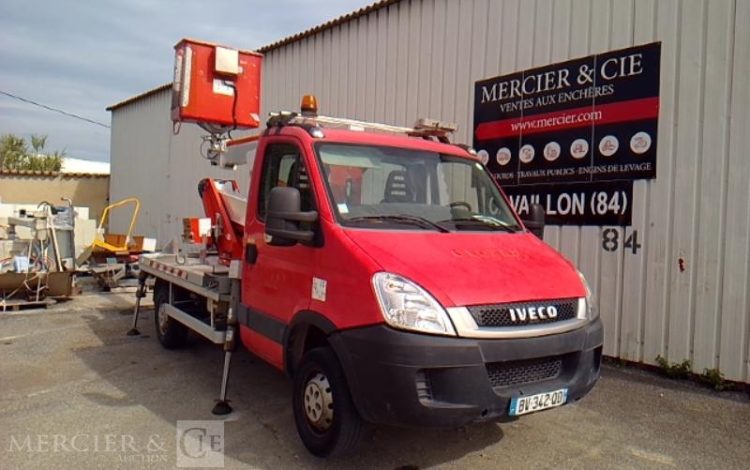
xmin=508 ymin=306 xmax=558 ymax=323
xmin=469 ymin=300 xmax=576 ymax=327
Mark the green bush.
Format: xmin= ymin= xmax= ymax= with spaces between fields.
xmin=655 ymin=355 xmax=692 ymax=379
xmin=698 ymin=368 xmax=727 ymax=391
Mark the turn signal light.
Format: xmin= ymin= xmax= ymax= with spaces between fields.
xmin=301 ymin=95 xmax=319 ymax=116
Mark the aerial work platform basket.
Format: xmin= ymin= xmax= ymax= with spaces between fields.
xmin=172 ymin=38 xmax=262 ymax=131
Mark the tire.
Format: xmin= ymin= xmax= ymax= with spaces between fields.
xmin=154 ymin=282 xmax=188 ymax=349
xmin=293 ymin=347 xmax=369 ymax=457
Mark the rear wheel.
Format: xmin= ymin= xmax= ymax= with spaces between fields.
xmin=154 ymin=282 xmax=188 ymax=349
xmin=293 ymin=347 xmax=368 ymax=457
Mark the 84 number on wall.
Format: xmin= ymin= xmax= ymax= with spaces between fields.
xmin=601 ymin=228 xmax=642 ymax=254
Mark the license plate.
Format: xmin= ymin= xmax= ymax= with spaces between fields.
xmin=509 ymin=388 xmax=567 ymax=416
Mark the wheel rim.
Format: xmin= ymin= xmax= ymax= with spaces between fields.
xmin=303 ymin=372 xmax=334 ymax=432
xmin=158 ymin=303 xmax=169 ymax=335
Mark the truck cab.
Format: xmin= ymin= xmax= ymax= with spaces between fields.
xmin=235 ymin=108 xmax=603 ymax=456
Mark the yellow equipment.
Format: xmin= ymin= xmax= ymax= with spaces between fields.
xmin=92 ymin=197 xmax=141 ymax=253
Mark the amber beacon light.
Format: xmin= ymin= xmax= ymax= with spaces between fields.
xmin=301 ymin=94 xmax=319 ymax=116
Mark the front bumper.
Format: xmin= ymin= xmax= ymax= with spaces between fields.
xmin=329 ymin=318 xmax=603 ymax=428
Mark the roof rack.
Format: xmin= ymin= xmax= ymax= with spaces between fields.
xmin=266 ymin=106 xmax=457 ymax=143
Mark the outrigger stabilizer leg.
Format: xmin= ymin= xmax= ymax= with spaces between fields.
xmin=127 ymin=274 xmax=148 ymax=336
xmin=213 ymin=304 xmax=238 ymax=415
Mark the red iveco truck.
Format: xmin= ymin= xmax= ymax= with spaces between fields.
xmin=128 ymin=39 xmax=603 ymax=457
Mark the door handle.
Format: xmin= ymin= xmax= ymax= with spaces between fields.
xmin=245 ymin=243 xmax=258 ymax=264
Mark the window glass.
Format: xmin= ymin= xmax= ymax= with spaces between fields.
xmin=317 ymin=143 xmax=521 ymax=232
xmin=257 ymin=143 xmax=316 ymax=220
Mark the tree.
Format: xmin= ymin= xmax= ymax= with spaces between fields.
xmin=0 ymin=134 xmax=28 ymax=168
xmin=30 ymin=134 xmax=48 ymax=154
xmin=0 ymin=133 xmax=63 ymax=172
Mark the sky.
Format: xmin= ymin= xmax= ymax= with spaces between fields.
xmin=0 ymin=0 xmax=374 ymax=163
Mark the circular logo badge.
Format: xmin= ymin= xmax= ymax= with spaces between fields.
xmin=496 ymin=147 xmax=512 ymax=166
xmin=570 ymin=139 xmax=589 ymax=159
xmin=477 ymin=149 xmax=490 ymax=165
xmin=630 ymin=132 xmax=652 ymax=154
xmin=519 ymin=144 xmax=535 ymax=163
xmin=543 ymin=142 xmax=561 ymax=162
xmin=599 ymin=135 xmax=619 ymax=157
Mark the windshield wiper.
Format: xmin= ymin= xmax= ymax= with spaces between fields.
xmin=347 ymin=215 xmax=450 ymax=233
xmin=438 ymin=216 xmax=518 ymax=233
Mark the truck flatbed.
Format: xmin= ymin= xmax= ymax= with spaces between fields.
xmin=139 ymin=253 xmax=232 ymax=302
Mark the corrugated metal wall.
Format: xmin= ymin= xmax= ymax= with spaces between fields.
xmin=110 ymin=91 xmax=172 ymax=242
xmin=110 ymin=0 xmax=750 ymax=382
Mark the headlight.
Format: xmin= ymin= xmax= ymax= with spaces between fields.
xmin=372 ymin=272 xmax=456 ymax=336
xmin=577 ymin=270 xmax=599 ymax=320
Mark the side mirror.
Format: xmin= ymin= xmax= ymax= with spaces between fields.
xmin=265 ymin=187 xmax=318 ymax=246
xmin=523 ymin=203 xmax=545 ymax=239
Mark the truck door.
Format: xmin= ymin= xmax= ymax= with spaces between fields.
xmin=240 ymin=139 xmax=317 ymax=369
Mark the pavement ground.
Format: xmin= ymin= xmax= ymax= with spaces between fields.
xmin=1 ymin=291 xmax=748 ymax=469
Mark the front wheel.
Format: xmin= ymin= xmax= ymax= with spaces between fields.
xmin=293 ymin=347 xmax=369 ymax=457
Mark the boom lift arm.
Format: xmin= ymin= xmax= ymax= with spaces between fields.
xmin=129 ymin=38 xmax=263 ymax=415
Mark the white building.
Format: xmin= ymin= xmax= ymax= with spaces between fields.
xmin=108 ymin=0 xmax=750 ymax=383
xmin=62 ymin=157 xmax=110 ymax=175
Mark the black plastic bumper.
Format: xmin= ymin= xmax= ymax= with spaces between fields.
xmin=328 ymin=318 xmax=603 ymax=428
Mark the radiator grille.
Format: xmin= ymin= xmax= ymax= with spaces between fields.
xmin=486 ymin=356 xmax=563 ymax=388
xmin=468 ymin=299 xmax=578 ymax=327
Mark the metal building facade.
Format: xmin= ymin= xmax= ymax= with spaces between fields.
xmin=109 ymin=0 xmax=750 ymax=382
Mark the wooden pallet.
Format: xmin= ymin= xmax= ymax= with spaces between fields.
xmin=0 ymin=298 xmax=56 ymax=312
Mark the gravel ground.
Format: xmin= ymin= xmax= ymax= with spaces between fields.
xmin=1 ymin=291 xmax=748 ymax=469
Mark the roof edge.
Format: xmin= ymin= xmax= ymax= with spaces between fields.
xmin=257 ymin=0 xmax=401 ymax=53
xmin=0 ymin=169 xmax=110 ymax=178
xmin=106 ymin=83 xmax=171 ymax=112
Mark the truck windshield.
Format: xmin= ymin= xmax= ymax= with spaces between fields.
xmin=316 ymin=143 xmax=522 ymax=232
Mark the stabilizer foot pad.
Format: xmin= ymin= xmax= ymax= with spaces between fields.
xmin=212 ymin=401 xmax=232 ymax=415
xmin=126 ymin=329 xmax=140 ymax=336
